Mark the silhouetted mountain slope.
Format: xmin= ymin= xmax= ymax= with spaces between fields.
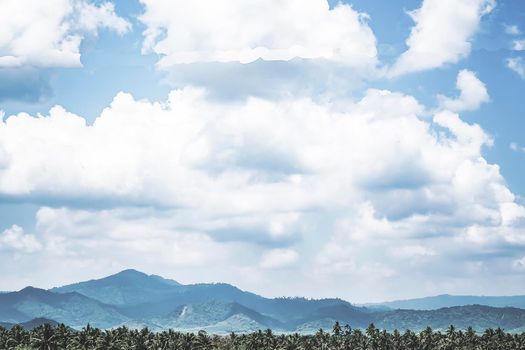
xmin=0 ymin=287 xmax=128 ymax=328
xmin=367 ymin=294 xmax=525 ymax=310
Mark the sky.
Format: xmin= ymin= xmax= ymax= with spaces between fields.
xmin=0 ymin=0 xmax=525 ymax=303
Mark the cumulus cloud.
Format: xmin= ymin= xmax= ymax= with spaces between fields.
xmin=0 ymin=0 xmax=130 ymax=68
xmin=260 ymin=248 xmax=299 ymax=269
xmin=33 ymin=206 xmax=231 ymax=267
xmin=0 ymin=225 xmax=42 ymax=253
xmin=513 ymin=40 xmax=525 ymax=51
xmin=1 ymin=87 xmax=524 ymax=300
xmin=0 ymin=206 xmax=263 ymax=290
xmin=138 ymin=0 xmax=377 ymax=67
xmin=510 ymin=142 xmax=525 ymax=153
xmin=514 ymin=256 xmax=525 ymax=271
xmin=505 ymin=25 xmax=521 ymax=35
xmin=391 ymin=245 xmax=436 ymax=259
xmin=438 ymin=69 xmax=489 ymax=112
xmin=507 ymin=57 xmax=525 ymax=78
xmin=389 ymin=0 xmax=495 ymax=76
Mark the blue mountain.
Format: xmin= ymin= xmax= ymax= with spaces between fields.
xmin=367 ymin=294 xmax=525 ymax=310
xmin=50 ymin=269 xmax=181 ymax=305
xmin=0 ymin=317 xmax=59 ymax=330
xmin=2 ymin=270 xmax=525 ymax=332
xmin=0 ymin=286 xmax=128 ymax=329
xmin=51 ymin=269 xmax=372 ymax=330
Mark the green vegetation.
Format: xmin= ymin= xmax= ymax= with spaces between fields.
xmin=1 ymin=322 xmax=525 ymax=350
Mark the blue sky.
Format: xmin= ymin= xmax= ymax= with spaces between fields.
xmin=0 ymin=0 xmax=524 ymax=303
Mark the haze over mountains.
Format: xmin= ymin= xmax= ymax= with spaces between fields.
xmin=2 ymin=269 xmax=525 ymax=333
xmin=366 ymin=294 xmax=525 ymax=311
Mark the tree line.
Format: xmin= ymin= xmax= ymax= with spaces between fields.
xmin=1 ymin=321 xmax=525 ymax=349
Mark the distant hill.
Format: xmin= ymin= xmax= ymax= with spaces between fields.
xmin=0 ymin=286 xmax=128 ymax=328
xmin=153 ymin=300 xmax=286 ymax=331
xmin=367 ymin=294 xmax=525 ymax=310
xmin=0 ymin=317 xmax=59 ymax=330
xmin=1 ymin=270 xmax=525 ymax=332
xmin=51 ymin=270 xmax=366 ymax=331
xmin=374 ymin=304 xmax=525 ymax=332
xmin=51 ymin=269 xmax=181 ymax=305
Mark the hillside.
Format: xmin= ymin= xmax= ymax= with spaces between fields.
xmin=374 ymin=304 xmax=525 ymax=332
xmin=1 ymin=270 xmax=525 ymax=332
xmin=51 ymin=269 xmax=181 ymax=305
xmin=52 ymin=270 xmax=368 ymax=331
xmin=0 ymin=317 xmax=59 ymax=330
xmin=0 ymin=287 xmax=128 ymax=329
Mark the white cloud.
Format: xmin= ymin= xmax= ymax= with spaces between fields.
xmin=0 ymin=0 xmax=130 ymax=68
xmin=1 ymin=87 xmax=524 ymax=300
xmin=438 ymin=69 xmax=489 ymax=112
xmin=0 ymin=88 xmax=518 ymax=229
xmin=260 ymin=248 xmax=299 ymax=269
xmin=514 ymin=256 xmax=525 ymax=271
xmin=391 ymin=245 xmax=436 ymax=259
xmin=389 ymin=0 xmax=495 ymax=76
xmin=505 ymin=25 xmax=521 ymax=35
xmin=510 ymin=142 xmax=525 ymax=153
xmin=513 ymin=40 xmax=525 ymax=51
xmin=0 ymin=225 xmax=42 ymax=253
xmin=138 ymin=0 xmax=377 ymax=67
xmin=34 ymin=206 xmax=230 ymax=267
xmin=507 ymin=57 xmax=525 ymax=78
xmin=0 ymin=206 xmax=264 ymax=290
xmin=73 ymin=1 xmax=130 ymax=35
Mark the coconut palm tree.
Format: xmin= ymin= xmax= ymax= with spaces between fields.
xmin=3 ymin=319 xmax=525 ymax=350
xmin=6 ymin=325 xmax=29 ymax=350
xmin=30 ymin=324 xmax=57 ymax=350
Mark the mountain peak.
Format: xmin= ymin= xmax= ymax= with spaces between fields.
xmin=51 ymin=269 xmax=182 ymax=306
xmin=112 ymin=269 xmax=149 ymax=278
xmin=108 ymin=269 xmax=181 ymax=286
xmin=20 ymin=286 xmax=38 ymax=292
xmin=19 ymin=286 xmax=47 ymax=295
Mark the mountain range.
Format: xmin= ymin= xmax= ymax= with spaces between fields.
xmin=365 ymin=294 xmax=525 ymax=310
xmin=1 ymin=269 xmax=525 ymax=333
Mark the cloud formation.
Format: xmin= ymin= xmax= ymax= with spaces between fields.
xmin=0 ymin=0 xmax=130 ymax=68
xmin=389 ymin=0 xmax=495 ymax=76
xmin=513 ymin=40 xmax=525 ymax=51
xmin=260 ymin=249 xmax=299 ymax=269
xmin=0 ymin=225 xmax=42 ymax=253
xmin=505 ymin=25 xmax=521 ymax=35
xmin=507 ymin=57 xmax=525 ymax=78
xmin=510 ymin=142 xmax=525 ymax=153
xmin=1 ymin=86 xmax=524 ymax=300
xmin=139 ymin=0 xmax=377 ymax=67
xmin=438 ymin=69 xmax=489 ymax=112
